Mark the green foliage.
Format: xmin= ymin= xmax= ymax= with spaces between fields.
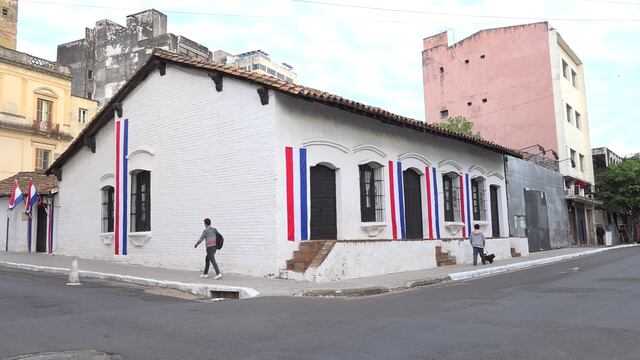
xmin=595 ymin=155 xmax=640 ymax=216
xmin=434 ymin=116 xmax=482 ymax=138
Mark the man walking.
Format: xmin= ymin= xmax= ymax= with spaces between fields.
xmin=195 ymin=218 xmax=222 ymax=279
xmin=469 ymin=224 xmax=486 ymax=266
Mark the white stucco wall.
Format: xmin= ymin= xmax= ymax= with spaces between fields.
xmin=313 ymin=240 xmax=438 ymax=281
xmin=55 ymin=64 xmax=280 ymax=276
xmin=273 ymin=92 xmax=510 ymax=257
xmin=51 ymin=61 xmax=515 ymax=278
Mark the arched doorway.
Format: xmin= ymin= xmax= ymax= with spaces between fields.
xmin=310 ymin=164 xmax=337 ymax=240
xmin=403 ymin=168 xmax=423 ymax=239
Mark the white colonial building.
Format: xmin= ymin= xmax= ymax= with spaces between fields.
xmin=43 ymin=49 xmax=527 ymax=281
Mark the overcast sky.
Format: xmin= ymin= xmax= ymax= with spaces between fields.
xmin=16 ymin=0 xmax=640 ymax=155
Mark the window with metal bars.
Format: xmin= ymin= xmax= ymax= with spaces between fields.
xmin=130 ymin=170 xmax=151 ymax=232
xmin=101 ymin=186 xmax=114 ymax=233
xmin=443 ymin=173 xmax=461 ymax=222
xmin=471 ymin=178 xmax=487 ymax=221
xmin=359 ymin=162 xmax=385 ymax=222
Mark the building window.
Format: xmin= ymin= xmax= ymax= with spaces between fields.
xmin=2 ymin=7 xmax=8 ymax=16
xmin=87 ymin=70 xmax=93 ymax=79
xmin=252 ymin=64 xmax=259 ymax=70
xmin=566 ymin=103 xmax=573 ymax=124
xmin=579 ymin=154 xmax=585 ymax=172
xmin=359 ymin=162 xmax=385 ymax=222
xmin=575 ymin=111 xmax=581 ymax=130
xmin=130 ymin=170 xmax=151 ymax=232
xmin=443 ymin=173 xmax=460 ymax=222
xmin=35 ymin=148 xmax=51 ymax=170
xmin=471 ymin=178 xmax=486 ymax=221
xmin=570 ymin=149 xmax=577 ymax=168
xmin=467 ymin=102 xmax=472 ymax=106
xmin=440 ymin=109 xmax=449 ymax=118
xmin=562 ymin=59 xmax=569 ymax=79
xmin=78 ymin=108 xmax=87 ymax=124
xmin=101 ymin=186 xmax=114 ymax=233
xmin=571 ymin=69 xmax=577 ymax=87
xmin=36 ymin=98 xmax=53 ymax=123
xmin=87 ymin=92 xmax=93 ymax=100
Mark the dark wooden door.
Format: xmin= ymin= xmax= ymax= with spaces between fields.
xmin=524 ymin=189 xmax=551 ymax=252
xmin=490 ymin=186 xmax=500 ymax=237
xmin=403 ymin=169 xmax=423 ymax=239
xmin=310 ymin=165 xmax=337 ymax=240
xmin=36 ymin=205 xmax=47 ymax=253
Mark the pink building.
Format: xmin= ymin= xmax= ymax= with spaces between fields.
xmin=422 ymin=22 xmax=598 ymax=245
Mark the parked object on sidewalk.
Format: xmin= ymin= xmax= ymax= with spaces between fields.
xmin=66 ymin=256 xmax=81 ymax=286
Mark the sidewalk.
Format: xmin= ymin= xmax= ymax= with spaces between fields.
xmin=1 ymin=244 xmax=637 ymax=299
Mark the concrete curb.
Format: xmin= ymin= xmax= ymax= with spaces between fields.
xmin=0 ymin=261 xmax=260 ymax=299
xmin=302 ymin=286 xmax=389 ymax=297
xmin=448 ymin=244 xmax=640 ymax=281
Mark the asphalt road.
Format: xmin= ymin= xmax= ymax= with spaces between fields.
xmin=1 ymin=247 xmax=640 ymax=360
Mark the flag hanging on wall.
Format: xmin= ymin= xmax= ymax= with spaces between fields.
xmin=114 ymin=117 xmax=129 ymax=255
xmin=285 ymin=146 xmax=308 ymax=241
xmin=25 ymin=180 xmax=38 ymax=214
xmin=8 ymin=180 xmax=24 ymax=212
xmin=425 ymin=166 xmax=440 ymax=239
xmin=459 ymin=173 xmax=472 ymax=238
xmin=387 ymin=160 xmax=406 ymax=240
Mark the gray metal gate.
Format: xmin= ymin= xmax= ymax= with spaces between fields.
xmin=524 ymin=189 xmax=551 ymax=252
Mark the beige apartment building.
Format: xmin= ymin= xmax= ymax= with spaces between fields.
xmin=0 ymin=46 xmax=97 ymax=179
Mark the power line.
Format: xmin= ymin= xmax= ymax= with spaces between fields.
xmin=291 ymin=0 xmax=640 ymax=22
xmin=22 ymin=0 xmax=640 ymax=23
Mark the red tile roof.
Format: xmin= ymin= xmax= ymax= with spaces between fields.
xmin=48 ymin=49 xmax=522 ymax=174
xmin=0 ymin=171 xmax=58 ymax=198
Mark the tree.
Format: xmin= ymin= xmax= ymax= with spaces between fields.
xmin=433 ymin=116 xmax=482 ymax=138
xmin=595 ymin=155 xmax=640 ymax=217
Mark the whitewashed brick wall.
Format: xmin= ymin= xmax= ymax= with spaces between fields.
xmin=56 ymin=65 xmax=279 ymax=276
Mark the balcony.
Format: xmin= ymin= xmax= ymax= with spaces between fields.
xmin=565 ymin=185 xmax=601 ymax=205
xmin=32 ymin=119 xmax=61 ymax=136
xmin=0 ymin=46 xmax=71 ymax=78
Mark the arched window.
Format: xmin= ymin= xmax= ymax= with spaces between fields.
xmin=131 ymin=170 xmax=151 ymax=232
xmin=359 ymin=162 xmax=384 ymax=222
xmin=101 ymin=186 xmax=114 ymax=233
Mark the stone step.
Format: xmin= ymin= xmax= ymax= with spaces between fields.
xmin=437 ymin=259 xmax=456 ymax=266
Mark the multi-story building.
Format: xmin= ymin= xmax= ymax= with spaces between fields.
xmin=422 ymin=22 xmax=597 ymax=245
xmin=57 ymin=9 xmax=211 ymax=107
xmin=0 ymin=0 xmax=17 ymax=50
xmin=213 ymin=49 xmax=297 ymax=83
xmin=0 ymin=46 xmax=97 ymax=179
xmin=592 ymin=147 xmax=623 ymax=170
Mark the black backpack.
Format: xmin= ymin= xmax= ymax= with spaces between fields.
xmin=215 ymin=230 xmax=224 ymax=250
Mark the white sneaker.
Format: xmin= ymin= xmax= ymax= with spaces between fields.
xmin=200 ymin=274 xmax=209 ymax=278
xmin=214 ymin=274 xmax=222 ymax=280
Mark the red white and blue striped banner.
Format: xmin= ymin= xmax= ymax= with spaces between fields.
xmin=425 ymin=166 xmax=440 ymax=239
xmin=388 ymin=160 xmax=405 ymax=240
xmin=459 ymin=173 xmax=472 ymax=238
xmin=465 ymin=173 xmax=472 ymax=237
xmin=114 ymin=117 xmax=129 ymax=255
xmin=47 ymin=198 xmax=55 ymax=254
xmin=285 ymin=147 xmax=308 ymax=241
